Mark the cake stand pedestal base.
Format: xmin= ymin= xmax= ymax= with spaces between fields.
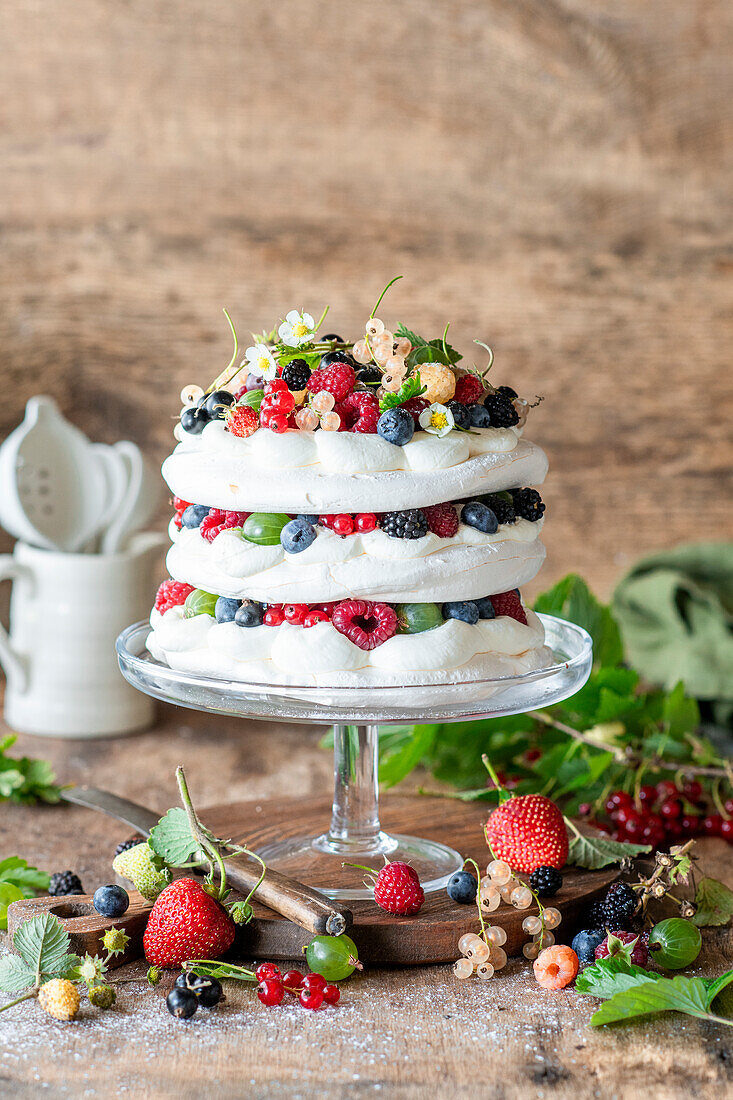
xmin=202 ymin=794 xmax=617 ymax=965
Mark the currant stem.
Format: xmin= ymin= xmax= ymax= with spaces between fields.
xmin=0 ymin=991 xmax=36 ymax=1014
xmin=370 ymin=275 xmax=403 ymax=319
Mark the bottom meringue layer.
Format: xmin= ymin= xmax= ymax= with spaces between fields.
xmin=146 ymin=607 xmax=552 ymax=688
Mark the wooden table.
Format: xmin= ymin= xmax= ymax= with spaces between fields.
xmin=1 ymin=702 xmax=731 ymax=1099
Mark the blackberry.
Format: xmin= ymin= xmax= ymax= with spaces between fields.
xmin=48 ymin=871 xmax=84 ymax=897
xmin=446 ymin=400 xmax=471 ymax=430
xmin=497 ymin=385 xmax=518 ymax=400
xmin=281 ymin=359 xmax=311 ymax=392
xmin=587 ymin=898 xmax=605 ymax=929
xmin=602 ymin=882 xmax=638 ymax=929
xmin=529 ymin=865 xmax=563 ymax=897
xmin=114 ymin=834 xmax=145 ymax=858
xmin=380 ymin=509 xmax=428 ymax=540
xmin=483 ymin=392 xmax=519 ymax=427
xmin=357 ymin=365 xmax=383 ymax=386
xmin=512 ymin=488 xmax=545 ymax=522
xmin=481 ymin=491 xmax=516 ymax=525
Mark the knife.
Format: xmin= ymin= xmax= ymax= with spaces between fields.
xmin=62 ymin=786 xmax=352 ymax=937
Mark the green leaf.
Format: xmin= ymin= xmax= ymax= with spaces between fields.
xmin=0 ymin=857 xmax=50 ymax=898
xmin=379 ymin=724 xmax=438 ymax=788
xmin=705 ymin=969 xmax=733 ymax=1006
xmin=0 ymin=955 xmax=36 ymax=993
xmin=0 ymin=884 xmax=25 ymax=930
xmin=395 ymin=323 xmax=462 ymax=368
xmin=149 ymin=807 xmax=201 ymax=866
xmin=12 ymin=913 xmax=72 ymax=982
xmin=566 ymin=826 xmax=650 ymax=869
xmin=0 ymin=769 xmax=25 ymax=797
xmin=575 ymin=957 xmax=663 ymax=999
xmin=590 ymin=975 xmax=716 ymax=1026
xmin=534 ymin=574 xmax=623 ymax=668
xmin=661 ymin=682 xmax=700 ymax=740
xmin=236 ymin=389 xmax=263 ymax=412
xmin=184 ymin=960 xmax=256 ymax=982
xmin=693 ymin=877 xmax=733 ymax=927
xmin=378 ymin=374 xmax=426 ymax=412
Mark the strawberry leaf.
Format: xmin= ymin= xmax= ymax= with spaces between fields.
xmin=565 ymin=824 xmax=650 ymax=869
xmin=149 ymin=807 xmax=201 ymax=866
xmin=0 ymin=955 xmax=36 ymax=994
xmin=575 ymin=957 xmax=662 ymax=999
xmin=589 ymin=975 xmax=722 ymax=1027
xmin=12 ymin=913 xmax=74 ymax=983
xmin=693 ymin=877 xmax=733 ymax=927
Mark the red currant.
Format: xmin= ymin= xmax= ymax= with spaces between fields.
xmin=725 ymin=798 xmax=733 ymax=816
xmin=303 ymin=610 xmax=329 ymax=628
xmin=257 ymin=979 xmax=285 ymax=1006
xmin=264 ymin=379 xmax=288 ymax=394
xmin=656 ymin=779 xmax=679 ymax=799
xmin=332 ymin=514 xmax=354 ymax=536
xmin=622 ymin=813 xmax=644 ymax=838
xmin=256 ymin=962 xmax=282 ymax=982
xmin=355 ymin=513 xmax=377 ymax=533
xmin=299 ymin=988 xmax=324 ymax=1010
xmin=269 ymin=390 xmax=295 ymax=414
xmin=172 ymin=497 xmax=191 ymax=512
xmin=680 ymin=814 xmax=700 ymax=836
xmin=638 ymin=784 xmax=658 ymax=805
xmin=263 ymin=608 xmax=285 ymax=626
xmin=319 ymin=515 xmax=335 ymax=529
xmin=683 ymin=781 xmax=703 ymax=802
xmin=268 ymin=413 xmax=289 ymax=434
xmin=720 ymin=819 xmax=733 ymax=843
xmin=660 ymin=798 xmax=682 ymax=820
xmin=578 ymin=803 xmax=592 ymax=817
xmin=322 ymin=984 xmax=340 ymax=1005
xmin=281 ymin=970 xmax=305 ymax=992
xmin=605 ymin=791 xmax=632 ymax=816
xmin=302 ymin=972 xmax=327 ymax=993
xmin=284 ymin=603 xmax=309 ymax=625
xmin=702 ymin=814 xmax=723 ymax=837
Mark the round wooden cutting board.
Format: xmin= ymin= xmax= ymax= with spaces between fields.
xmin=202 ymin=795 xmax=618 ymax=965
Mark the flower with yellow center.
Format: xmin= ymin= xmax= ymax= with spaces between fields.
xmin=243 ymin=343 xmax=278 ymax=381
xmin=419 ymin=402 xmax=455 ymax=438
xmin=278 ymin=310 xmax=316 ymax=348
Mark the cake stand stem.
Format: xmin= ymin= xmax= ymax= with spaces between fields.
xmin=322 ymin=724 xmax=395 ymax=856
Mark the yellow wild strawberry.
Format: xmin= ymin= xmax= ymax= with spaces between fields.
xmin=38 ymin=979 xmax=80 ymax=1021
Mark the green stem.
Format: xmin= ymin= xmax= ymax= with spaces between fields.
xmin=370 ymin=275 xmax=403 ymax=318
xmin=176 ymin=766 xmax=228 ymax=901
xmin=0 ymin=991 xmax=36 ymax=1013
xmin=705 ymin=1014 xmax=733 ymax=1028
xmin=313 ymin=305 xmax=330 ymax=333
xmin=481 ymin=754 xmax=509 ymax=803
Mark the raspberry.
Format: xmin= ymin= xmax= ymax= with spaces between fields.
xmin=400 ymin=396 xmax=430 ymax=424
xmin=372 ymin=861 xmax=424 ymax=916
xmin=595 ymin=930 xmax=649 ymax=968
xmin=226 ymin=405 xmax=259 ymax=438
xmin=335 ymin=390 xmax=380 ymax=433
xmin=490 ymin=590 xmax=528 ymax=625
xmin=200 ymin=509 xmax=248 ymax=542
xmin=172 ymin=496 xmax=191 ymax=512
xmin=306 ymin=363 xmax=356 ymax=402
xmin=155 ymin=580 xmax=195 ymax=614
xmin=453 ymin=374 xmax=484 ymax=405
xmin=331 ymin=599 xmax=398 ymax=650
xmin=423 ymin=502 xmax=459 ymax=538
xmin=533 ymin=945 xmax=579 ymax=990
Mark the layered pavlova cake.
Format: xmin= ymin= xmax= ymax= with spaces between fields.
xmin=148 ymin=284 xmax=553 ymax=686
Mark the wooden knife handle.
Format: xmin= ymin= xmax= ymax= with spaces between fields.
xmin=221 ymin=853 xmax=352 ymax=936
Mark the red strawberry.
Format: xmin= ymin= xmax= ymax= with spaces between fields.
xmin=155 ymin=580 xmax=195 ymax=614
xmin=372 ymin=861 xmax=424 ymax=916
xmin=490 ymin=590 xmax=528 ymax=625
xmin=226 ymin=405 xmax=259 ymax=438
xmin=485 ymin=794 xmax=568 ymax=872
xmin=143 ymin=878 xmax=235 ymax=968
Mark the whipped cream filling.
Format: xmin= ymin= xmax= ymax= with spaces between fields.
xmin=162 ymin=422 xmax=548 ymax=513
xmin=166 ymin=518 xmax=545 ymax=604
xmin=147 ymin=606 xmax=552 ymax=688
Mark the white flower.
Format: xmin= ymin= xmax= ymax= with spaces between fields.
xmin=419 ymin=402 xmax=455 ymax=437
xmin=243 ymin=343 xmax=278 ymax=381
xmin=278 ymin=310 xmax=315 ymax=347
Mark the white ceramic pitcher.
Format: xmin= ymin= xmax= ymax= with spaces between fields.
xmin=0 ymin=533 xmax=165 ymax=738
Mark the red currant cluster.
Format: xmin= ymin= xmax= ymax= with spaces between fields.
xmin=259 ymin=379 xmax=296 ymax=434
xmin=255 ymin=963 xmax=340 ymax=1010
xmin=584 ymin=779 xmax=733 ymax=848
xmin=172 ymin=496 xmax=192 ymax=529
xmin=319 ymin=513 xmax=377 ymax=535
xmin=262 ymin=602 xmax=334 ymax=627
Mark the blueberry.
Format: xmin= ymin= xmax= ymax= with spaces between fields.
xmin=175 ymin=973 xmax=223 ymax=1008
xmin=474 ymin=596 xmax=496 ymax=619
xmin=446 ymin=871 xmax=478 ymax=904
xmin=234 ymin=599 xmax=263 ymax=628
xmin=571 ymin=928 xmax=606 ymax=965
xmin=280 ymin=518 xmax=317 ymax=554
xmin=297 ymin=514 xmax=320 ymax=525
xmin=202 ymin=389 xmax=235 ymax=419
xmin=377 ymin=407 xmax=415 ymax=446
xmin=92 ymin=884 xmax=129 ymax=918
xmin=180 ymin=406 xmax=209 ymax=435
xmin=166 ymin=987 xmax=198 ymax=1019
xmin=215 ymin=596 xmax=241 ymax=623
xmin=442 ymin=601 xmax=479 ymax=624
xmin=446 ymin=400 xmax=471 ymax=430
xmin=461 ymin=501 xmax=499 ymax=534
xmin=181 ymin=504 xmax=211 ymax=529
xmin=467 ymin=403 xmax=492 ymax=428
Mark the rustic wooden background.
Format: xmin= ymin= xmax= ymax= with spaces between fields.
xmin=1 ymin=0 xmax=731 ymax=601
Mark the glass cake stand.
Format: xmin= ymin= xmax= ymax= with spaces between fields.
xmin=116 ymin=615 xmax=592 ymax=900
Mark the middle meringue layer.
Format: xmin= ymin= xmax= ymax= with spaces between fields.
xmin=166 ymin=517 xmax=545 ymax=604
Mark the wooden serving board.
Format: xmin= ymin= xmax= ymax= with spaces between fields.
xmin=7 ymin=891 xmax=152 ymax=969
xmin=203 ymin=795 xmax=618 ymax=965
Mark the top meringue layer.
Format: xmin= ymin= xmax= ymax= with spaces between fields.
xmin=162 ymin=420 xmax=548 ymax=513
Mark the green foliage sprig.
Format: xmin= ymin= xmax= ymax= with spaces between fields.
xmin=0 ymin=735 xmax=62 ymax=805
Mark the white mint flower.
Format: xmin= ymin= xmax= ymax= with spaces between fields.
xmin=419 ymin=402 xmax=455 ymax=437
xmin=243 ymin=343 xmax=278 ymax=381
xmin=278 ymin=310 xmax=315 ymax=347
